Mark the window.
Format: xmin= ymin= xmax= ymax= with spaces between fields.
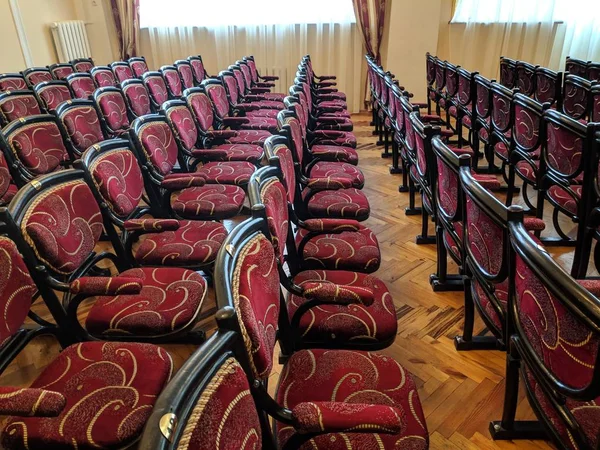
xmin=139 ymin=0 xmax=356 ymax=28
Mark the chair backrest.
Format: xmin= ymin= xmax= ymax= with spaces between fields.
xmin=142 ymin=71 xmax=170 ymax=109
xmin=445 ymin=62 xmax=459 ymax=102
xmin=499 ymin=56 xmax=517 ymax=89
xmin=188 ymin=55 xmax=207 ymax=85
xmin=184 ymin=87 xmax=214 ymax=133
xmin=129 ymin=114 xmax=179 ymax=176
xmin=91 ymin=66 xmax=118 ymax=88
xmin=238 ymin=61 xmax=254 ymax=93
xmin=490 ymin=82 xmax=515 ymax=153
xmin=588 ymin=62 xmax=600 ymax=83
xmin=0 ymin=114 xmax=72 ymax=181
xmin=264 ymin=135 xmax=297 ymax=204
xmin=70 ymin=58 xmax=95 ymax=73
xmin=121 ymin=79 xmax=152 ymax=117
xmin=408 ymin=112 xmax=437 ymax=205
xmin=0 ymin=90 xmax=43 ymax=126
xmin=161 ymin=99 xmax=199 ymax=159
xmin=457 ymin=68 xmax=476 ymax=116
xmin=562 ymin=74 xmax=592 ymax=121
xmin=128 ymin=56 xmax=149 ymax=78
xmin=474 ymin=74 xmax=492 ymax=125
xmin=175 ymin=60 xmax=194 ymax=90
xmin=276 ymin=111 xmax=303 ymax=166
xmin=110 ymin=61 xmax=135 ymax=83
xmin=55 ymin=99 xmax=107 ymax=156
xmin=203 ymin=79 xmax=231 ymax=121
xmin=22 ymin=67 xmax=53 ymax=88
xmin=431 ymin=136 xmax=463 ymax=225
xmin=243 ymin=56 xmax=259 ymax=83
xmin=435 ymin=59 xmax=446 ymax=94
xmin=512 ymin=93 xmax=546 ymax=158
xmin=161 ymin=65 xmax=183 ymax=98
xmin=0 ymin=151 xmax=16 ymax=204
xmin=48 ymin=63 xmax=75 ymax=80
xmin=565 ymin=56 xmax=589 ymax=78
xmin=426 ymin=53 xmax=437 ymax=87
xmin=516 ymin=61 xmax=537 ymax=97
xmin=220 ymin=71 xmax=241 ymax=107
xmin=534 ymin=67 xmax=562 ymax=107
xmin=33 ymin=80 xmax=73 ymax=111
xmin=93 ymin=86 xmax=131 ymax=135
xmin=592 ymin=84 xmax=600 ymax=123
xmin=0 ymin=74 xmax=27 ymax=92
xmin=66 ymin=73 xmax=96 ymax=99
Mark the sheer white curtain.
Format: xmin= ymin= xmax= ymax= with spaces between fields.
xmin=138 ymin=0 xmax=365 ymax=112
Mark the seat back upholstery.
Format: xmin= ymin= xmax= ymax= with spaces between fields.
xmin=128 ymin=56 xmax=149 ymax=78
xmin=457 ymin=67 xmax=475 ymax=118
xmin=111 ymin=61 xmax=135 ymax=83
xmin=588 ymin=63 xmax=600 ymax=83
xmin=562 ymin=74 xmax=592 ymax=121
xmin=161 ymin=66 xmax=183 ymax=98
xmin=592 ymin=85 xmax=600 ymax=123
xmin=264 ymin=135 xmax=297 ymax=205
xmin=188 ymin=55 xmax=207 ymax=85
xmin=512 ymin=93 xmax=546 ymax=163
xmin=66 ymin=73 xmax=96 ymax=99
xmin=93 ymin=87 xmax=131 ymax=135
xmin=276 ymin=112 xmax=304 ymax=166
xmin=474 ymin=74 xmax=492 ymax=129
xmin=0 ymin=74 xmax=27 ymax=92
xmin=91 ymin=66 xmax=118 ymax=88
xmin=142 ymin=71 xmax=170 ymax=109
xmin=129 ymin=114 xmax=179 ymax=177
xmin=445 ymin=62 xmax=459 ymax=106
xmin=408 ymin=112 xmax=437 ymax=209
xmin=0 ymin=151 xmax=16 ymax=204
xmin=0 ymin=90 xmax=43 ymax=126
xmin=426 ymin=53 xmax=437 ymax=88
xmin=516 ymin=62 xmax=536 ymax=97
xmin=175 ymin=60 xmax=194 ymax=90
xmin=184 ymin=87 xmax=214 ymax=133
xmin=534 ymin=67 xmax=562 ymax=107
xmin=565 ymin=56 xmax=589 ymax=78
xmin=434 ymin=59 xmax=446 ymax=97
xmin=543 ymin=109 xmax=589 ymax=181
xmin=203 ymin=80 xmax=231 ymax=121
xmin=121 ymin=79 xmax=152 ymax=117
xmin=56 ymin=99 xmax=107 ymax=156
xmin=243 ymin=56 xmax=260 ymax=84
xmin=490 ymin=82 xmax=514 ymax=162
xmin=22 ymin=67 xmax=53 ymax=88
xmin=33 ymin=80 xmax=73 ymax=111
xmin=238 ymin=61 xmax=254 ymax=93
xmin=220 ymin=71 xmax=240 ymax=107
xmin=49 ymin=63 xmax=75 ymax=80
xmin=70 ymin=58 xmax=95 ymax=73
xmin=499 ymin=57 xmax=517 ymax=89
xmin=161 ymin=99 xmax=199 ymax=158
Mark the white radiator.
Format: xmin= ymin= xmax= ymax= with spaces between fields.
xmin=51 ymin=20 xmax=92 ymax=62
xmin=257 ymin=67 xmax=289 ymax=94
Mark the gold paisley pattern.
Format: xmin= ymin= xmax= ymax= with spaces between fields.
xmin=97 ymin=91 xmax=130 ymax=133
xmin=68 ymin=75 xmax=96 ymax=99
xmin=123 ymin=82 xmax=151 ymax=117
xmin=144 ymin=75 xmax=169 ymax=106
xmin=0 ymin=76 xmax=27 ymax=92
xmin=36 ymin=85 xmax=72 ymax=110
xmin=24 ymin=71 xmax=53 ymax=87
xmin=0 ymin=94 xmax=42 ymax=123
xmin=59 ymin=105 xmax=105 ymax=154
xmin=92 ymin=68 xmax=118 ymax=88
xmin=113 ymin=64 xmax=134 ymax=83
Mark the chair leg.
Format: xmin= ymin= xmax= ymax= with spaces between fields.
xmin=430 ymin=225 xmax=463 ymax=291
xmin=370 ymin=103 xmax=376 ymax=126
xmin=416 ymin=206 xmax=436 ymax=245
xmin=454 ymin=277 xmax=499 ymax=350
xmin=399 ymin=160 xmax=409 ymax=192
xmin=571 ymin=226 xmax=593 ymax=278
xmin=377 ymin=121 xmax=385 ymax=145
xmin=381 ymin=127 xmax=390 ymax=158
xmin=405 ymin=177 xmax=421 ymax=215
xmin=390 ymin=140 xmax=402 ymax=174
xmin=505 ymin=164 xmax=516 ymax=207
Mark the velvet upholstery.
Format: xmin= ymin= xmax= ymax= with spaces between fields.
xmin=143 ymin=74 xmax=169 ymax=107
xmin=96 ymin=90 xmax=130 ymax=134
xmin=195 ymin=161 xmax=256 ymax=185
xmin=69 ymin=276 xmax=143 ymax=296
xmin=35 ymin=84 xmax=72 ymax=110
xmin=112 ymin=63 xmax=134 ymax=83
xmin=24 ymin=70 xmax=52 ymax=87
xmin=162 ymin=68 xmax=183 ymax=97
xmin=171 ymin=184 xmax=245 ymax=218
xmin=0 ymin=75 xmax=27 ymax=92
xmin=91 ymin=68 xmax=118 ymax=88
xmin=68 ymin=75 xmax=95 ymax=99
xmin=136 ymin=121 xmax=179 ymax=175
xmin=122 ymin=82 xmax=151 ymax=117
xmin=0 ymin=387 xmax=65 ymax=417
xmin=59 ymin=105 xmax=105 ymax=154
xmin=50 ymin=66 xmax=74 ymax=80
xmin=129 ymin=58 xmax=149 ymax=77
xmin=305 ymin=188 xmax=370 ymax=220
xmin=0 ymin=93 xmax=42 ymax=124
xmin=73 ymin=61 xmax=94 ymax=73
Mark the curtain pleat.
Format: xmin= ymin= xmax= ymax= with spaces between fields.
xmin=110 ymin=0 xmax=140 ymax=59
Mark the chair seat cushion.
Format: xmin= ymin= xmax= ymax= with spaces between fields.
xmin=134 ymin=220 xmax=226 ymax=266
xmin=244 ymin=100 xmax=284 ymax=110
xmin=316 ymin=120 xmax=353 ymax=132
xmin=311 ymin=145 xmax=358 ymax=165
xmin=309 ymin=162 xmax=364 ymax=189
xmin=318 ymin=111 xmax=351 ymax=119
xmin=312 ymin=131 xmax=357 ymax=148
xmin=547 ymin=185 xmax=582 ymax=216
xmin=195 ymin=161 xmax=256 ymax=185
xmin=201 ymin=144 xmax=263 ymax=162
xmin=276 ymin=348 xmax=428 ymax=449
xmin=259 ymin=92 xmax=286 ymax=101
xmin=226 ymin=130 xmax=272 ymax=146
xmin=318 ymin=100 xmax=348 ymax=109
xmin=1 ymin=342 xmax=172 ymax=450
xmin=296 ymin=223 xmax=380 ymax=273
xmin=319 ymin=92 xmax=347 ymax=101
xmin=246 ymin=109 xmax=280 ymax=118
xmin=171 ymin=185 xmax=245 ymax=219
xmin=1 ymin=184 xmax=17 ymax=205
xmin=515 ymin=160 xmax=539 ymax=183
xmin=306 ymin=188 xmax=370 ymax=221
xmin=240 ymin=117 xmax=278 ymax=132
xmin=85 ymin=267 xmax=206 ymax=337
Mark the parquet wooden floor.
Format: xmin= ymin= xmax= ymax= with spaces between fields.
xmin=4 ymin=111 xmax=577 ymax=449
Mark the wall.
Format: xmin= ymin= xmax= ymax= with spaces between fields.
xmin=73 ymin=0 xmax=118 ymax=65
xmin=0 ymin=1 xmax=26 ymax=72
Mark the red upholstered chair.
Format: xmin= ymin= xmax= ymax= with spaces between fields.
xmin=473 ymin=74 xmax=498 ymax=173
xmin=0 ymin=151 xmax=17 ymax=205
xmin=561 ymin=74 xmax=592 ymax=122
xmin=188 ymin=55 xmax=209 ymax=85
xmin=110 ymin=61 xmax=135 ymax=83
xmin=21 ymin=67 xmax=53 ymax=88
xmin=0 ymin=235 xmax=174 ymax=450
xmin=142 ymin=71 xmax=170 ymax=110
xmin=0 ymin=73 xmax=27 ymax=92
xmin=534 ymin=67 xmax=563 ymax=109
xmin=238 ymin=59 xmax=285 ymax=101
xmin=161 ymin=99 xmax=258 ymax=186
xmin=183 ymin=86 xmax=268 ymax=155
xmin=443 ymin=61 xmax=460 ymax=135
xmin=432 ymin=58 xmax=447 ymax=118
xmin=90 ymin=66 xmax=118 ymax=88
xmin=593 ymin=84 xmax=600 ymax=123
xmin=128 ymin=56 xmax=149 ymax=78
xmin=565 ymin=56 xmax=589 ymax=77
xmin=160 ymin=65 xmax=184 ymax=98
xmin=129 ymin=114 xmax=246 ymax=220
xmin=490 ymin=213 xmax=600 ymax=449
xmin=455 ymin=67 xmax=477 ymax=149
xmin=92 ymin=86 xmax=131 ymax=137
xmin=78 ymin=139 xmax=227 ymax=270
xmin=55 ymin=99 xmax=109 ymax=157
xmin=213 ymin=220 xmax=429 ymax=449
xmin=515 ymin=61 xmax=537 ymax=98
xmin=66 ymin=72 xmax=96 ymax=99
xmin=70 ymin=57 xmax=95 ymax=73
xmin=0 ymin=114 xmax=75 ymax=185
xmin=490 ymin=82 xmax=516 ymax=199
xmin=499 ymin=56 xmax=517 ymax=89
xmin=175 ymin=60 xmax=195 ymax=90
xmin=228 ymin=64 xmax=286 ymax=116
xmin=2 ymin=168 xmax=209 ymax=343
xmin=588 ymin=62 xmax=600 ymax=82
xmin=242 ymin=55 xmax=279 ymax=90
xmin=426 ymin=53 xmax=437 ymax=114
xmin=121 ymin=78 xmax=153 ymax=117
xmin=0 ymin=90 xmax=43 ymax=126
xmin=302 ymin=55 xmax=347 ymax=101
xmin=48 ymin=63 xmax=74 ymax=80
xmin=33 ymin=80 xmax=73 ymax=111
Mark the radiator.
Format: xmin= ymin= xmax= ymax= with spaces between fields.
xmin=257 ymin=67 xmax=289 ymax=94
xmin=51 ymin=21 xmax=92 ymax=62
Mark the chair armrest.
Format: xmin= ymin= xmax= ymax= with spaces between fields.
xmin=523 ymin=218 xmax=546 ymax=232
xmin=316 ymin=87 xmax=339 ymax=93
xmin=161 ymin=175 xmax=206 ymax=190
xmin=69 ymin=276 xmax=143 ymax=296
xmin=302 ymin=282 xmax=375 ymax=306
xmin=0 ymin=387 xmax=66 ymax=417
xmin=191 ymin=148 xmax=230 ymax=159
xmin=301 ymin=218 xmax=360 ymax=232
xmin=244 ymin=94 xmax=270 ymax=101
xmin=259 ymin=75 xmax=279 ymax=81
xmin=472 ymin=174 xmax=501 ymax=190
xmin=292 ymin=402 xmax=403 ymax=434
xmin=255 ymin=82 xmax=276 ymax=88
xmin=250 ymin=87 xmax=271 ymax=94
xmin=316 ymin=81 xmax=336 ymax=88
xmin=413 ymin=102 xmax=428 ymax=109
xmin=206 ymin=130 xmax=238 ymax=139
xmin=223 ymin=117 xmax=250 ymax=127
xmin=577 ymin=280 xmax=600 ymax=297
xmin=317 ymin=75 xmax=337 ymax=81
xmin=420 ymin=114 xmax=443 ymax=122
xmin=234 ymin=103 xmax=260 ymax=111
xmin=123 ymin=218 xmax=180 ymax=232
xmin=306 ymin=177 xmax=354 ymax=190
xmin=440 ymin=129 xmax=454 ymax=137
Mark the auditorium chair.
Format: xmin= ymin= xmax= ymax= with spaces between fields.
xmin=0 ymin=152 xmax=17 ymax=206
xmin=110 ymin=61 xmax=135 ymax=83
xmin=128 ymin=56 xmax=149 ymax=78
xmin=0 ymin=235 xmax=173 ymax=450
xmin=565 ymin=56 xmax=589 ymax=77
xmin=160 ymin=65 xmax=184 ymax=98
xmin=1 ymin=169 xmax=209 ymax=343
xmin=534 ymin=67 xmax=563 ymax=108
xmin=455 ymin=67 xmax=477 ymax=149
xmin=561 ymin=73 xmax=592 ymax=122
xmin=0 ymin=73 xmax=27 ymax=92
xmin=48 ymin=63 xmax=74 ymax=80
xmin=93 ymin=86 xmax=132 ymax=137
xmin=33 ymin=80 xmax=73 ymax=111
xmin=188 ymin=55 xmax=209 ymax=85
xmin=212 ymin=218 xmax=429 ymax=449
xmin=515 ymin=61 xmax=537 ymax=98
xmin=499 ymin=56 xmax=517 ymax=89
xmin=426 ymin=53 xmax=437 ymax=114
xmin=121 ymin=78 xmax=153 ymax=117
xmin=243 ymin=55 xmax=280 ymax=90
xmin=78 ymin=139 xmax=227 ymax=270
xmin=129 ymin=114 xmax=246 ymax=220
xmin=55 ymin=99 xmax=109 ymax=157
xmin=0 ymin=90 xmax=43 ymax=126
xmin=66 ymin=72 xmax=96 ymax=99
xmin=161 ymin=99 xmax=258 ymax=186
xmin=490 ymin=210 xmax=600 ymax=450
xmin=473 ymin=74 xmax=499 ymax=174
xmin=22 ymin=67 xmax=53 ymax=87
xmin=238 ymin=59 xmax=286 ymax=101
xmin=442 ymin=61 xmax=460 ymax=135
xmin=70 ymin=57 xmax=94 ymax=73
xmin=588 ymin=62 xmax=600 ymax=82
xmin=142 ymin=71 xmax=170 ymax=110
xmin=174 ymin=60 xmax=195 ymax=90
xmin=432 ymin=58 xmax=447 ymax=119
xmin=0 ymin=114 xmax=75 ymax=185
xmin=490 ymin=82 xmax=517 ymax=198
xmin=90 ymin=65 xmax=118 ymax=87
xmin=229 ymin=64 xmax=285 ymax=116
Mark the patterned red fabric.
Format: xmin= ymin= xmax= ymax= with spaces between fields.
xmin=0 ymin=94 xmax=41 ymax=123
xmin=137 ymin=121 xmax=179 ymax=175
xmin=302 ymin=281 xmax=375 ymax=306
xmin=443 ymin=222 xmax=463 ymax=263
xmin=301 ymin=219 xmax=360 ymax=232
xmin=0 ymin=76 xmax=27 ymax=92
xmin=161 ymin=175 xmax=206 ymax=190
xmin=6 ymin=120 xmax=69 ymax=175
xmin=86 ymin=267 xmax=205 ymax=336
xmin=193 ymin=144 xmax=263 ymax=163
xmin=171 ymin=185 xmax=245 ymax=218
xmin=296 ymin=224 xmax=380 ymax=273
xmin=563 ymin=82 xmax=588 ymax=120
xmin=165 ymin=105 xmax=199 ymax=151
xmin=36 ymin=85 xmax=72 ymax=110
xmin=546 ymin=123 xmax=583 ymax=177
xmin=123 ymin=218 xmax=180 ymax=231
xmin=195 ymin=161 xmax=256 ymax=185
xmin=189 ymin=59 xmax=206 ymax=83
xmin=181 ymin=357 xmax=261 ymax=450
xmin=205 ymin=84 xmax=230 ymax=119
xmin=240 ymin=116 xmax=278 ymax=132
xmin=163 ymin=69 xmax=183 ymax=97
xmin=307 ymin=178 xmax=354 ymax=190
xmin=51 ymin=66 xmax=74 ymax=80
xmin=1 ymin=185 xmax=17 ymax=206
xmin=130 ymin=60 xmax=149 ymax=77
xmin=246 ymin=108 xmax=280 ymax=118
xmin=471 ymin=278 xmax=507 ymax=332
xmin=177 ymin=64 xmax=194 ymax=90
xmin=60 ymin=105 xmax=105 ymax=154
xmin=69 ymin=276 xmax=143 ymax=296
xmin=92 ymin=69 xmax=118 ymax=88
xmin=25 ymin=71 xmax=52 ymax=86
xmin=186 ymin=92 xmax=214 ymax=131
xmin=73 ymin=61 xmax=94 ymax=73
xmin=97 ymin=91 xmax=130 ymax=133
xmin=113 ymin=64 xmax=134 ymax=83
xmin=133 ymin=220 xmax=226 ymax=266
xmin=547 ymin=185 xmax=582 ymax=215
xmin=292 ymin=402 xmax=403 ymax=434
xmin=232 ymin=234 xmax=280 ymax=378
xmin=312 ymin=131 xmax=357 ymax=148
xmin=276 ymin=348 xmax=428 ymax=449
xmin=259 ymin=179 xmax=289 ymax=261
xmin=289 ymin=270 xmax=396 ymax=344
xmin=1 ymin=342 xmax=173 ymax=450
xmin=272 ymin=144 xmax=297 ymax=203
xmin=22 ymin=180 xmax=103 ymax=275
xmin=514 ymin=105 xmax=541 ymax=150
xmin=69 ymin=76 xmax=95 ymax=99
xmin=0 ymin=387 xmax=65 ymax=417
xmin=316 ymin=119 xmax=353 ymax=132
xmin=144 ymin=75 xmax=169 ymax=106
xmin=465 ymin=196 xmax=503 ymax=276
xmin=309 ymin=162 xmax=364 ymax=188
xmin=306 ymin=188 xmax=370 ymax=220
xmin=0 ymin=153 xmax=15 ymax=203
xmin=311 ymin=145 xmax=359 ymax=165
xmin=122 ymin=83 xmax=151 ymax=117
xmin=225 ymin=130 xmax=272 ymax=146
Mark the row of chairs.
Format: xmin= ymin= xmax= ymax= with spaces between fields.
xmin=367 ymin=53 xmax=600 ymax=450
